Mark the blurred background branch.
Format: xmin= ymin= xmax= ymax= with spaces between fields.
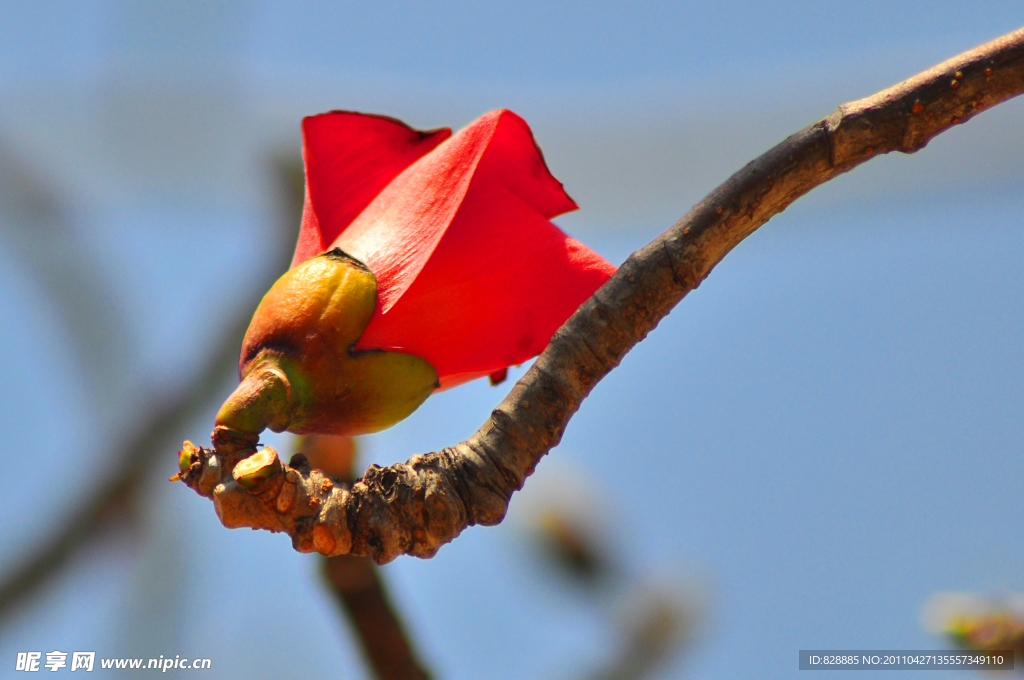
xmin=923 ymin=592 xmax=1024 ymax=667
xmin=303 ymin=434 xmax=433 ymax=680
xmin=0 ymin=150 xmax=294 ymax=617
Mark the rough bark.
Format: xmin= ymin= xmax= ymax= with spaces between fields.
xmin=178 ymin=27 xmax=1024 ymax=564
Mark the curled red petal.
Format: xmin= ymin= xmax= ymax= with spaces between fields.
xmin=342 ymin=110 xmax=615 ymax=387
xmin=292 ymin=112 xmax=451 ymax=267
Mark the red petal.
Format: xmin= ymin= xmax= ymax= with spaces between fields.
xmin=292 ymin=112 xmax=451 ymax=267
xmin=342 ymin=111 xmax=615 ymax=387
xmin=332 ymin=110 xmax=579 ymax=313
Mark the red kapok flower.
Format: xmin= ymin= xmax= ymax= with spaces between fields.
xmin=216 ymin=109 xmax=616 ymax=437
xmin=296 ymin=109 xmax=616 ymax=389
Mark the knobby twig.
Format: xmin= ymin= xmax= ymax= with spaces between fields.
xmin=178 ymin=28 xmax=1024 ymax=564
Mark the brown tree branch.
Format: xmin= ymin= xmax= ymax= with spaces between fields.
xmin=178 ymin=27 xmax=1024 ymax=564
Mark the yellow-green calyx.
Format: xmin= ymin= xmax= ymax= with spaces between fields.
xmin=215 ymin=250 xmax=439 ymax=437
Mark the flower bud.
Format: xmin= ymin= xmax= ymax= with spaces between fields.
xmin=178 ymin=441 xmax=199 ymax=473
xmin=232 ymin=446 xmax=282 ymax=490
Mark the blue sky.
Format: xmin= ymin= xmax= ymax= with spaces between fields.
xmin=1 ymin=2 xmax=1023 ymax=679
